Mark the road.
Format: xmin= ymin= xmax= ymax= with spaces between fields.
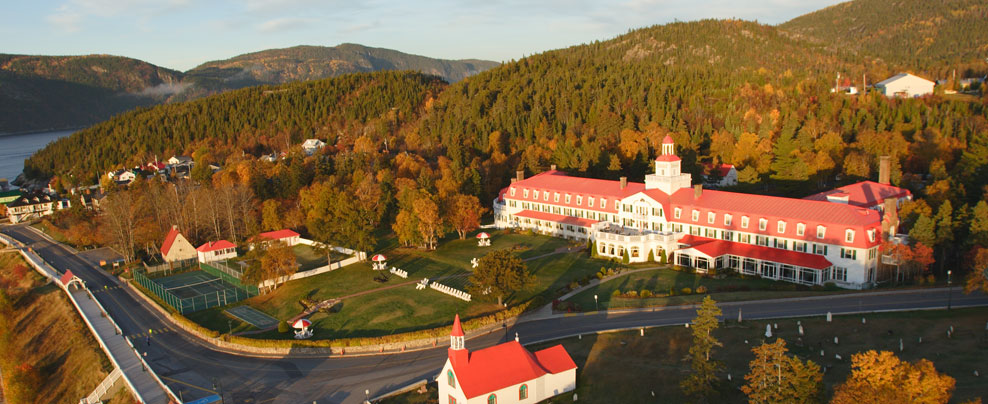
xmin=4 ymin=224 xmax=987 ymax=403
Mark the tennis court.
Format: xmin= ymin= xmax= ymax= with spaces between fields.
xmin=224 ymin=306 xmax=278 ymax=329
xmin=134 ymin=269 xmax=257 ymax=314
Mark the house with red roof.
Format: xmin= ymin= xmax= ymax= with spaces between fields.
xmin=249 ymin=229 xmax=301 ymax=249
xmin=702 ymin=163 xmax=738 ymax=187
xmin=493 ymin=135 xmax=891 ymax=289
xmin=196 ymin=240 xmax=237 ymax=263
xmin=161 ymin=225 xmax=197 ymax=263
xmin=439 ymin=315 xmax=576 ymax=404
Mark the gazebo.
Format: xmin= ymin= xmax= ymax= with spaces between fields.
xmin=476 ymin=232 xmax=491 ymax=247
xmin=371 ymin=254 xmax=387 ymax=270
xmin=293 ymin=318 xmax=313 ymax=339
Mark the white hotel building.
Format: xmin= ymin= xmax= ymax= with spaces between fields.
xmin=493 ymin=136 xmax=907 ymax=289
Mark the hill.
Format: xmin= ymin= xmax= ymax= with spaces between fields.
xmin=0 ymin=54 xmax=184 ymax=134
xmin=780 ymin=0 xmax=988 ymax=75
xmin=185 ymin=43 xmax=498 ymax=90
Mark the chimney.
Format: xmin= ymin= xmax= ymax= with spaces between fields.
xmin=516 ymin=170 xmax=524 ymax=181
xmin=881 ymin=197 xmax=899 ymax=238
xmin=550 ymin=164 xmax=557 ymax=171
xmin=511 ymin=178 xmax=517 ymax=184
xmin=619 ymin=177 xmax=627 ymax=190
xmin=878 ymin=156 xmax=890 ymax=185
xmin=694 ymin=184 xmax=703 ymax=199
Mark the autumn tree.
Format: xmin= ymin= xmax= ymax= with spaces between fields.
xmin=393 ymin=209 xmax=422 ymax=247
xmin=260 ymin=241 xmax=297 ymax=290
xmin=300 ymin=180 xmax=378 ymax=255
xmin=741 ymin=339 xmax=822 ymax=404
xmin=447 ymin=193 xmax=486 ymax=239
xmin=467 ymin=249 xmax=533 ymax=306
xmin=909 ymin=215 xmax=937 ymax=248
xmin=831 ymin=350 xmax=955 ymax=404
xmin=963 ymin=246 xmax=988 ymax=295
xmin=681 ymin=295 xmax=723 ymax=402
xmin=101 ymin=190 xmax=137 ymax=262
xmin=968 ymin=201 xmax=988 ymax=247
xmin=414 ymin=196 xmax=442 ymax=250
xmin=260 ymin=199 xmax=281 ymax=231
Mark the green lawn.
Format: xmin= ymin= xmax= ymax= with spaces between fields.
xmin=386 ymin=307 xmax=988 ymax=404
xmin=565 ymin=268 xmax=841 ymax=311
xmin=291 ymin=244 xmax=351 ymax=271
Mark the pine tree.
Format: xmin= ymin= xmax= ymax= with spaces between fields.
xmin=741 ymin=339 xmax=823 ymax=404
xmin=681 ymin=295 xmax=723 ymax=402
xmin=909 ymin=215 xmax=937 ymax=247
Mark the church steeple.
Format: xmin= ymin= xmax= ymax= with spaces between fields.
xmin=448 ymin=314 xmax=468 ymax=365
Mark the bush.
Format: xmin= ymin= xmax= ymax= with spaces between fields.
xmin=695 ymin=285 xmax=708 ymax=294
xmin=277 ymin=320 xmax=290 ymax=333
xmin=681 ymin=287 xmax=693 ymax=295
xmin=568 ymin=281 xmax=579 ymax=290
xmin=660 ymin=250 xmax=667 ymax=264
xmin=611 ymin=289 xmax=622 ymax=297
xmin=625 ymin=290 xmax=638 ymax=298
xmin=622 ymin=249 xmax=630 ymax=264
xmin=640 ymin=290 xmax=652 ymax=298
xmin=647 ymin=249 xmax=655 ymax=263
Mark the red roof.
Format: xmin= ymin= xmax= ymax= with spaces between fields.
xmin=60 ymin=270 xmax=76 ymax=286
xmin=161 ymin=227 xmax=181 ymax=256
xmin=662 ymin=135 xmax=674 ymax=144
xmin=703 ymin=163 xmax=735 ymax=177
xmin=803 ymin=181 xmax=912 ymax=209
xmin=655 ymin=154 xmax=682 ymax=162
xmin=451 ymin=341 xmax=575 ymax=399
xmin=256 ymin=229 xmax=300 ymax=241
xmin=678 ymin=235 xmax=833 ymax=269
xmin=514 ymin=209 xmax=599 ymax=228
xmin=450 ymin=314 xmax=464 ymax=337
xmin=197 ymin=240 xmax=236 ymax=252
xmin=506 ymin=171 xmax=643 ymax=214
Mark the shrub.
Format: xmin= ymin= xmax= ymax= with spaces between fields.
xmin=647 ymin=249 xmax=655 ymax=262
xmin=622 ymin=249 xmax=630 ymax=264
xmin=695 ymin=285 xmax=708 ymax=294
xmin=681 ymin=287 xmax=692 ymax=295
xmin=278 ymin=320 xmax=290 ymax=333
xmin=640 ymin=290 xmax=652 ymax=298
xmin=625 ymin=290 xmax=638 ymax=298
xmin=568 ymin=281 xmax=579 ymax=290
xmin=660 ymin=250 xmax=667 ymax=264
xmin=668 ymin=287 xmax=676 ymax=296
xmin=611 ymin=289 xmax=622 ymax=297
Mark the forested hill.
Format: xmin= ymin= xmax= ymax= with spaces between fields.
xmin=185 ymin=43 xmax=499 ymax=90
xmin=780 ymin=0 xmax=988 ymax=75
xmin=0 ymin=54 xmax=184 ymax=133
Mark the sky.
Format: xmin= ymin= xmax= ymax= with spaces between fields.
xmin=1 ymin=0 xmax=846 ymax=72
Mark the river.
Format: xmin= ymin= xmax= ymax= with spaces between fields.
xmin=0 ymin=130 xmax=75 ymax=188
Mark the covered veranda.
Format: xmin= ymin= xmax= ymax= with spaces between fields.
xmin=674 ymin=235 xmax=833 ymax=286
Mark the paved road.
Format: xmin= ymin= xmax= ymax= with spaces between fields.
xmin=4 ymin=224 xmax=987 ymax=404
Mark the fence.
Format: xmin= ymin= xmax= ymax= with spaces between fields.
xmin=133 ymin=269 xmax=255 ymax=314
xmin=257 ymin=254 xmax=362 ymax=288
xmin=430 ymin=282 xmax=472 ymax=301
xmin=143 ymin=258 xmax=198 ymax=275
xmin=200 ymin=262 xmax=259 ymax=295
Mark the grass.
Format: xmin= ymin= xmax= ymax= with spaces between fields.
xmin=186 ymin=230 xmax=604 ymax=340
xmin=386 ymin=307 xmax=988 ymax=404
xmin=0 ymin=252 xmax=114 ymax=404
xmin=565 ymin=267 xmax=840 ymax=311
xmin=291 ymin=244 xmax=350 ymax=272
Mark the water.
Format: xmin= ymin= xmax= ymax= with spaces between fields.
xmin=0 ymin=130 xmax=75 ymax=188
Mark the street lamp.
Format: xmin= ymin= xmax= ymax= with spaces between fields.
xmin=594 ymin=294 xmax=598 ymax=311
xmin=947 ymin=270 xmax=953 ymax=311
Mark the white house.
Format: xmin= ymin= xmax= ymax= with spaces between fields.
xmin=161 ymin=225 xmax=198 ymax=263
xmin=6 ymin=191 xmax=60 ymax=224
xmin=493 ymin=136 xmax=890 ymax=289
xmin=438 ymin=315 xmax=576 ymax=404
xmin=249 ymin=229 xmax=301 ymax=250
xmin=875 ymin=73 xmax=935 ymax=98
xmin=703 ymin=163 xmax=738 ymax=187
xmin=301 ymin=139 xmax=326 ymax=156
xmin=167 ymin=155 xmax=193 ymax=166
xmin=196 ymin=240 xmax=237 ymax=263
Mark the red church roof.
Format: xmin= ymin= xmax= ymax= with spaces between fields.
xmin=662 ymin=135 xmax=675 ymax=144
xmin=161 ymin=226 xmax=181 ymax=256
xmin=197 ymin=240 xmax=236 ymax=252
xmin=450 ymin=314 xmax=464 ymax=337
xmin=254 ymin=229 xmax=300 ymax=242
xmin=450 ymin=341 xmax=576 ymax=399
xmin=803 ymin=181 xmax=911 ymax=209
xmin=506 ymin=170 xmax=643 ymax=214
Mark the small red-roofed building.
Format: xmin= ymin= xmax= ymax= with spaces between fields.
xmin=161 ymin=225 xmax=197 ymax=263
xmin=439 ymin=315 xmax=576 ymax=404
xmin=196 ymin=240 xmax=237 ymax=263
xmin=702 ymin=163 xmax=738 ymax=187
xmin=249 ymin=229 xmax=301 ymax=249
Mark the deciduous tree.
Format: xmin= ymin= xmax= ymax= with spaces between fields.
xmin=681 ymin=295 xmax=723 ymax=402
xmin=448 ymin=194 xmax=486 ymax=239
xmin=831 ymin=350 xmax=955 ymax=404
xmin=467 ymin=249 xmax=533 ymax=306
xmin=741 ymin=339 xmax=822 ymax=404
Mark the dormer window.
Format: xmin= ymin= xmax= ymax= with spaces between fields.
xmin=741 ymin=216 xmax=749 ymax=228
xmin=796 ymin=223 xmax=805 ymax=236
xmin=867 ymin=229 xmax=876 ymax=243
xmin=758 ymin=218 xmax=768 ymax=231
xmin=777 ymin=221 xmax=786 ymax=233
xmin=674 ymin=208 xmax=682 ymax=219
xmin=601 ymin=198 xmax=607 ymax=209
xmin=707 ymin=212 xmax=715 ymax=224
xmin=692 ymin=210 xmax=700 ymax=221
xmin=817 ymin=225 xmax=826 ymax=239
xmin=510 ymin=188 xmax=516 ymax=197
xmin=523 ymin=189 xmax=528 ymax=198
xmin=576 ymin=195 xmax=582 ymax=205
xmin=553 ymin=193 xmax=559 ymax=202
xmin=724 ymin=214 xmax=733 ymax=226
xmin=588 ymin=197 xmax=594 ymax=208
xmin=565 ymin=194 xmax=571 ymax=204
xmin=845 ymin=229 xmax=855 ymax=243
xmin=543 ymin=192 xmax=548 ymax=201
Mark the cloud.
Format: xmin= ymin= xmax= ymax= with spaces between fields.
xmin=45 ymin=0 xmax=191 ymax=31
xmin=257 ymin=17 xmax=317 ymax=33
xmin=134 ymin=82 xmax=191 ymax=96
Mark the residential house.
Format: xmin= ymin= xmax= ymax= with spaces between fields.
xmin=875 ymin=73 xmax=935 ymax=98
xmin=301 ymin=139 xmax=326 ymax=156
xmin=77 ymin=188 xmax=108 ymax=210
xmin=196 ymin=240 xmax=237 ymax=263
xmin=249 ymin=229 xmax=301 ymax=250
xmin=702 ymin=163 xmax=738 ymax=187
xmin=259 ymin=154 xmax=278 ymax=163
xmin=161 ymin=225 xmax=198 ymax=263
xmin=438 ymin=315 xmax=577 ymax=404
xmin=0 ymin=190 xmax=22 ymax=219
xmin=167 ymin=156 xmax=194 ymax=166
xmin=6 ymin=191 xmax=61 ymax=224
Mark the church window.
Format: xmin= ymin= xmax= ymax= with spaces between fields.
xmin=488 ymin=394 xmax=497 ymax=404
xmin=447 ymin=370 xmax=455 ymax=387
xmin=520 ymin=384 xmax=528 ymax=400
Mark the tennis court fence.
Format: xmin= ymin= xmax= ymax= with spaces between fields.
xmin=133 ymin=269 xmax=256 ymax=314
xmin=200 ymin=261 xmax=260 ymax=295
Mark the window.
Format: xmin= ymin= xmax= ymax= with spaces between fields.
xmin=705 ymin=228 xmax=717 ymax=238
xmin=721 ymin=230 xmax=734 ymax=241
xmin=741 ymin=216 xmax=749 ymax=228
xmin=543 ymin=192 xmax=548 ymax=201
xmin=449 ymin=396 xmax=457 ymax=404
xmin=868 ymin=247 xmax=877 ymax=260
xmin=758 ymin=218 xmax=768 ymax=231
xmin=674 ymin=208 xmax=682 ymax=219
xmin=840 ymin=248 xmax=857 ymax=260
xmin=523 ymin=189 xmax=528 ymax=198
xmin=707 ymin=212 xmax=716 ymax=224
xmin=510 ymin=188 xmax=516 ymax=197
xmin=756 ymin=235 xmax=769 ymax=246
xmin=588 ymin=197 xmax=594 ymax=208
xmin=777 ymin=221 xmax=786 ymax=233
xmin=867 ymin=229 xmax=876 ymax=242
xmin=519 ymin=385 xmax=528 ymax=400
xmin=813 ymin=244 xmax=828 ymax=255
xmin=740 ymin=234 xmax=751 ymax=244
xmin=845 ymin=229 xmax=855 ymax=243
xmin=565 ymin=194 xmax=571 ymax=204
xmin=817 ymin=225 xmax=826 ymax=239
xmin=554 ymin=193 xmax=560 ymax=202
xmin=834 ymin=267 xmax=847 ymax=282
xmin=448 ymin=370 xmax=455 ymax=387
xmin=724 ymin=214 xmax=733 ymax=226
xmin=488 ymin=394 xmax=497 ymax=404
xmin=623 ymin=204 xmax=633 ymax=213
xmin=652 ymin=207 xmax=662 ymax=216
xmin=576 ymin=195 xmax=582 ymax=205
xmin=794 ymin=242 xmax=807 ymax=252
xmin=692 ymin=210 xmax=700 ymax=221
xmin=773 ymin=238 xmax=788 ymax=249
xmin=796 ymin=223 xmax=805 ymax=236
xmin=601 ymin=198 xmax=607 ymax=209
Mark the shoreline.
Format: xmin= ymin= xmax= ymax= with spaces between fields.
xmin=0 ymin=126 xmax=84 ymax=138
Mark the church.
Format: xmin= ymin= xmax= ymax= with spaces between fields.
xmin=493 ymin=136 xmax=910 ymax=289
xmin=438 ymin=315 xmax=577 ymax=404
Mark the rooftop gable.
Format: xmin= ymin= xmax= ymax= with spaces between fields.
xmin=197 ymin=240 xmax=236 ymax=252
xmin=452 ymin=341 xmax=550 ymax=399
xmin=803 ymin=181 xmax=911 ymax=209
